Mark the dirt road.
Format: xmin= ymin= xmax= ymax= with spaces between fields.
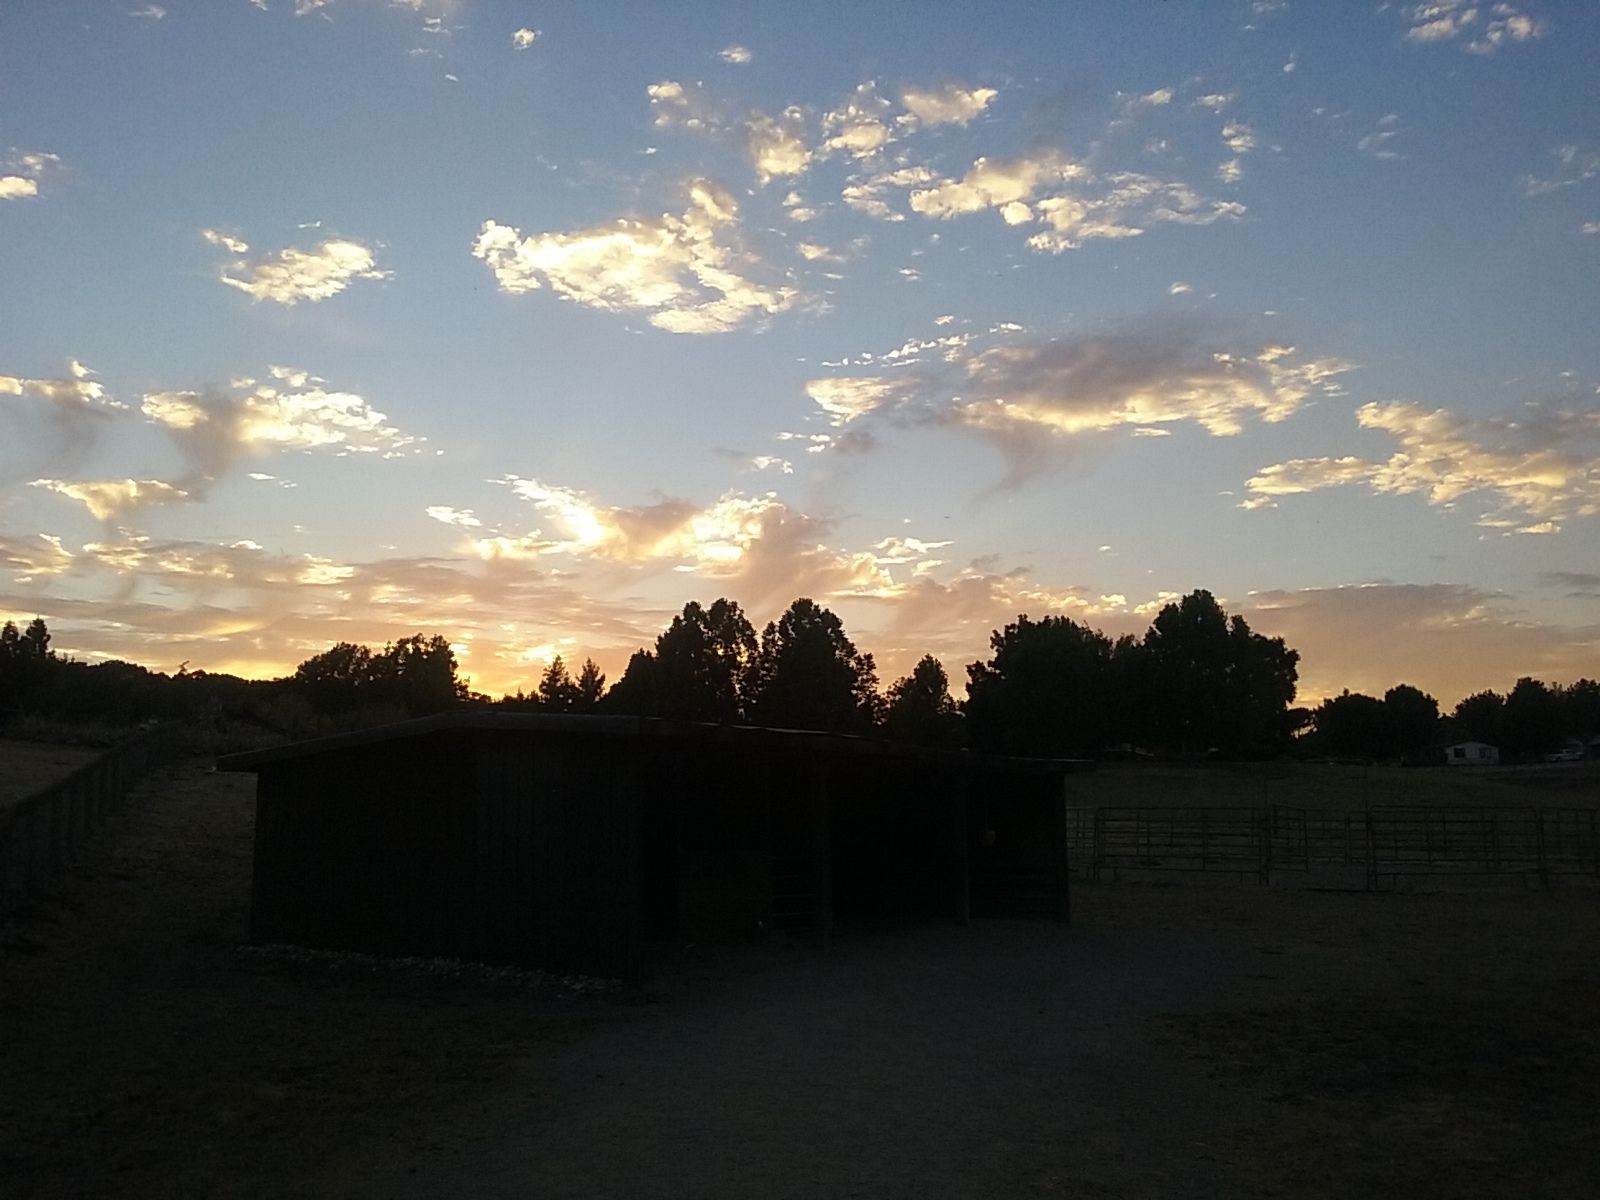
xmin=377 ymin=922 xmax=1256 ymax=1200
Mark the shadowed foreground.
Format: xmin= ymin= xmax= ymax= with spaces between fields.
xmin=2 ymin=762 xmax=1595 ymax=1198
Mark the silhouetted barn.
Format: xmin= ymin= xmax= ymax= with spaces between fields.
xmin=218 ymin=713 xmax=1083 ymax=977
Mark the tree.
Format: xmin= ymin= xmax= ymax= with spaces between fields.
xmin=293 ymin=642 xmax=374 ymax=714
xmin=1314 ymin=691 xmax=1389 ymax=760
xmin=964 ymin=615 xmax=1112 ymax=756
xmin=1383 ymin=684 xmax=1439 ymax=763
xmin=1453 ymin=690 xmax=1505 ymax=746
xmin=1141 ymin=590 xmax=1299 ymax=756
xmin=747 ymin=598 xmax=879 ymax=733
xmin=652 ymin=598 xmax=757 ymax=722
xmin=881 ymin=655 xmax=963 ymax=747
xmin=1556 ymin=678 xmax=1600 ymax=738
xmin=537 ymin=655 xmax=581 ymax=712
xmin=574 ymin=658 xmax=606 ymax=710
xmin=22 ymin=617 xmax=51 ymax=659
xmin=1502 ymin=676 xmax=1561 ymax=760
xmin=370 ymin=634 xmax=465 ymax=716
xmin=602 ymin=649 xmax=658 ymax=716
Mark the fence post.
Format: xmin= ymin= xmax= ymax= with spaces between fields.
xmin=1092 ymin=808 xmax=1104 ymax=883
xmin=1535 ymin=808 xmax=1549 ymax=889
xmin=1259 ymin=807 xmax=1272 ymax=885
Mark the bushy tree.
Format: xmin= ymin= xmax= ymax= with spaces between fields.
xmin=652 ymin=598 xmax=757 ymax=722
xmin=1383 ymin=684 xmax=1439 ymax=763
xmin=574 ymin=658 xmax=606 ymax=710
xmin=602 ymin=649 xmax=658 ymax=716
xmin=965 ymin=615 xmax=1112 ymax=757
xmin=1453 ymin=690 xmax=1505 ymax=746
xmin=537 ymin=655 xmax=581 ymax=712
xmin=747 ymin=598 xmax=879 ymax=734
xmin=1314 ymin=691 xmax=1389 ymax=760
xmin=881 ymin=655 xmax=963 ymax=748
xmin=1503 ymin=676 xmax=1561 ymax=759
xmin=1142 ymin=590 xmax=1298 ymax=755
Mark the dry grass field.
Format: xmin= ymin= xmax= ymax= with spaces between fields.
xmin=1 ymin=752 xmax=1596 ymax=1197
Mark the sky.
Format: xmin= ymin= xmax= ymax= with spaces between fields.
xmin=2 ymin=0 xmax=1598 ymax=708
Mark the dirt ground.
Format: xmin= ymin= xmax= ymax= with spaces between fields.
xmin=2 ymin=760 xmax=1597 ymax=1198
xmin=0 ymin=738 xmax=103 ymax=805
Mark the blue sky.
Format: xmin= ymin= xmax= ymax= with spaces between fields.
xmin=2 ymin=0 xmax=1597 ymax=705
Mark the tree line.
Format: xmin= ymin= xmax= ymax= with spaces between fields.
xmin=3 ymin=598 xmax=1595 ymax=763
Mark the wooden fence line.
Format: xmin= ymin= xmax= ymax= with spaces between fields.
xmin=0 ymin=725 xmax=181 ymax=912
xmin=1069 ymin=804 xmax=1600 ymax=888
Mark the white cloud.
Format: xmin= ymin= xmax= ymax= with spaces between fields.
xmin=209 ymin=234 xmax=391 ymax=305
xmin=746 ymin=108 xmax=812 ymax=183
xmin=718 ymin=44 xmax=752 ymax=64
xmin=1246 ymin=400 xmax=1600 ymax=529
xmin=1221 ymin=119 xmax=1258 ymax=155
xmin=31 ymin=478 xmax=189 ymax=521
xmin=1402 ymin=1 xmax=1545 ymax=52
xmin=472 ymin=179 xmax=798 ymax=334
xmin=129 ymin=4 xmax=165 ymax=17
xmin=806 ymin=377 xmax=919 ymax=426
xmin=200 ymin=227 xmax=250 ymax=254
xmin=1522 ymin=144 xmax=1600 ymax=197
xmin=909 ymin=150 xmax=1086 ymax=219
xmin=512 ymin=27 xmax=539 ymax=49
xmin=1169 ymin=281 xmax=1193 ymax=295
xmin=822 ymin=82 xmax=896 ymax=159
xmin=140 ymin=364 xmax=419 ymax=497
xmin=1217 ymin=158 xmax=1243 ymax=184
xmin=1357 ymin=114 xmax=1405 ymax=160
xmin=1 ymin=367 xmax=117 ymax=409
xmin=842 ymin=166 xmax=935 ymax=221
xmin=1026 ymin=173 xmax=1245 ymax=253
xmin=647 ymin=80 xmax=724 ymax=133
xmin=899 ymin=82 xmax=999 ymax=128
xmin=0 ymin=150 xmax=60 ymax=200
xmin=426 ymin=505 xmax=482 ymax=528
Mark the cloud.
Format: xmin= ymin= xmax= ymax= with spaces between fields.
xmin=31 ymin=478 xmax=189 ymax=521
xmin=208 ymin=233 xmax=391 ymax=305
xmin=0 ymin=150 xmax=61 ymax=200
xmin=1357 ymin=114 xmax=1406 ymax=160
xmin=1221 ymin=119 xmax=1258 ymax=155
xmin=802 ymin=326 xmax=1351 ymax=484
xmin=899 ymin=82 xmax=999 ymax=128
xmin=718 ymin=45 xmax=752 ymax=64
xmin=1245 ymin=399 xmax=1600 ymax=530
xmin=1521 ymin=143 xmax=1600 ymax=197
xmin=842 ymin=166 xmax=936 ymax=221
xmin=472 ymin=179 xmax=798 ymax=334
xmin=806 ymin=377 xmax=921 ymax=426
xmin=907 ymin=149 xmax=1086 ymax=219
xmin=647 ymin=80 xmax=725 ymax=133
xmin=2 ymin=364 xmax=126 ymax=475
xmin=746 ymin=108 xmax=813 ymax=183
xmin=129 ymin=4 xmax=165 ymax=17
xmin=512 ymin=27 xmax=539 ymax=49
xmin=1028 ymin=174 xmax=1245 ymax=252
xmin=1401 ymin=1 xmax=1545 ymax=52
xmin=426 ymin=505 xmax=482 ymax=528
xmin=143 ymin=365 xmax=418 ymax=471
xmin=822 ymin=82 xmax=896 ymax=159
xmin=1243 ymin=584 xmax=1600 ymax=706
xmin=894 ymin=151 xmax=1243 ymax=251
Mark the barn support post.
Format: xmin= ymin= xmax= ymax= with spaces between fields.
xmin=809 ymin=759 xmax=833 ymax=950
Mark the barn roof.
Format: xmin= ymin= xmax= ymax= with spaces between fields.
xmin=216 ymin=710 xmax=1092 ymax=775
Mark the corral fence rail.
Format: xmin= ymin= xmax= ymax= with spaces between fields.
xmin=1066 ymin=803 xmax=1600 ymax=888
xmin=0 ymin=724 xmax=181 ymax=912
